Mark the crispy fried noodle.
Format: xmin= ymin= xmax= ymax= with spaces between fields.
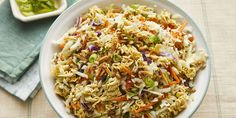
xmin=51 ymin=4 xmax=208 ymax=118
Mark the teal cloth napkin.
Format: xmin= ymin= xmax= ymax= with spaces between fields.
xmin=0 ymin=0 xmax=76 ymax=84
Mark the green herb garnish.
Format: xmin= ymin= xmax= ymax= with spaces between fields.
xmin=130 ymin=4 xmax=139 ymax=10
xmin=144 ymin=78 xmax=155 ymax=88
xmin=149 ymin=35 xmax=161 ymax=43
xmin=112 ymin=54 xmax=122 ymax=62
xmin=89 ymin=54 xmax=97 ymax=63
xmin=127 ymin=91 xmax=137 ymax=99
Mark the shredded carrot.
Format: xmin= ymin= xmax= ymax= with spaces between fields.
xmin=178 ymin=21 xmax=188 ymax=32
xmin=126 ymin=78 xmax=134 ymax=90
xmin=144 ymin=113 xmax=152 ymax=118
xmin=140 ymin=16 xmax=146 ymax=22
xmin=163 ymin=84 xmax=170 ymax=88
xmin=71 ymin=102 xmax=80 ymax=110
xmin=104 ymin=20 xmax=110 ymax=27
xmin=122 ymin=66 xmax=133 ymax=76
xmin=95 ymin=67 xmax=104 ymax=80
xmin=133 ymin=96 xmax=165 ymax=113
xmin=147 ymin=17 xmax=159 ymax=23
xmin=134 ymin=102 xmax=157 ymax=113
xmin=171 ymin=31 xmax=178 ymax=37
xmin=170 ymin=21 xmax=188 ymax=40
xmin=161 ymin=66 xmax=181 ymax=87
xmin=160 ymin=70 xmax=169 ymax=85
xmin=110 ymin=28 xmax=115 ymax=32
xmin=59 ymin=44 xmax=64 ymax=49
xmin=112 ymin=95 xmax=128 ymax=102
xmin=78 ymin=39 xmax=87 ymax=51
xmin=150 ymin=30 xmax=157 ymax=34
xmin=168 ymin=66 xmax=180 ymax=85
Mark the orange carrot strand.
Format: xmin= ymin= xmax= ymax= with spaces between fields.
xmin=122 ymin=66 xmax=133 ymax=76
xmin=178 ymin=21 xmax=188 ymax=32
xmin=168 ymin=66 xmax=180 ymax=85
xmin=112 ymin=95 xmax=128 ymax=102
xmin=133 ymin=96 xmax=165 ymax=113
xmin=59 ymin=44 xmax=64 ymax=49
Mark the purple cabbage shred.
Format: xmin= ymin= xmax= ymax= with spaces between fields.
xmin=88 ymin=45 xmax=100 ymax=51
xmin=141 ymin=51 xmax=152 ymax=64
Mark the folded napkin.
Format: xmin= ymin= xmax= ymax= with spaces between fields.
xmin=0 ymin=0 xmax=76 ymax=100
xmin=0 ymin=60 xmax=41 ymax=101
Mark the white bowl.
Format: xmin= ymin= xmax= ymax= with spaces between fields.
xmin=10 ymin=0 xmax=67 ymax=22
xmin=40 ymin=0 xmax=211 ymax=117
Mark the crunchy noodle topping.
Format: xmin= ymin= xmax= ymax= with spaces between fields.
xmin=51 ymin=4 xmax=208 ymax=118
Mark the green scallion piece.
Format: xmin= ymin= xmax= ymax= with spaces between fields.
xmin=149 ymin=35 xmax=161 ymax=43
xmin=130 ymin=4 xmax=139 ymax=10
xmin=144 ymin=78 xmax=155 ymax=88
xmin=89 ymin=54 xmax=98 ymax=63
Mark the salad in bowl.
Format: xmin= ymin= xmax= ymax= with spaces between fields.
xmin=40 ymin=0 xmax=211 ymax=118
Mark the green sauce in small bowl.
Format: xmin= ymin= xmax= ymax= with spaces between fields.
xmin=16 ymin=0 xmax=59 ymax=16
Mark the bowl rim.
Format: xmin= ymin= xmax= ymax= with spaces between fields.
xmin=39 ymin=0 xmax=212 ymax=117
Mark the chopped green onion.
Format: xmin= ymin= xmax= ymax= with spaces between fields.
xmin=89 ymin=54 xmax=97 ymax=63
xmin=142 ymin=13 xmax=148 ymax=18
xmin=37 ymin=8 xmax=54 ymax=13
xmin=40 ymin=3 xmax=51 ymax=9
xmin=149 ymin=35 xmax=161 ymax=43
xmin=16 ymin=0 xmax=28 ymax=4
xmin=127 ymin=91 xmax=137 ymax=99
xmin=45 ymin=1 xmax=54 ymax=7
xmin=76 ymin=58 xmax=80 ymax=63
xmin=130 ymin=4 xmax=139 ymax=10
xmin=144 ymin=78 xmax=155 ymax=88
xmin=19 ymin=3 xmax=33 ymax=12
xmin=127 ymin=35 xmax=134 ymax=41
xmin=105 ymin=76 xmax=110 ymax=82
xmin=112 ymin=54 xmax=122 ymax=62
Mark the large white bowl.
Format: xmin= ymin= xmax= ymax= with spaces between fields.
xmin=40 ymin=0 xmax=211 ymax=117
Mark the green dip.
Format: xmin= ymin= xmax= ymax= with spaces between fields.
xmin=16 ymin=0 xmax=59 ymax=16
